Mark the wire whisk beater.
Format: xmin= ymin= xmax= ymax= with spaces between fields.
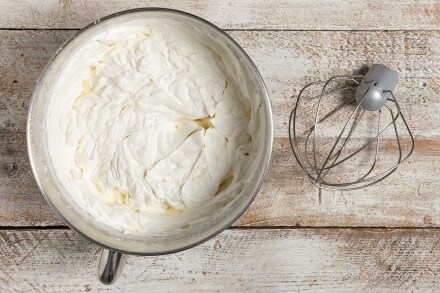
xmin=289 ymin=64 xmax=414 ymax=191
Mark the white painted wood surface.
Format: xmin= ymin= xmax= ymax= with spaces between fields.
xmin=1 ymin=0 xmax=440 ymax=30
xmin=1 ymin=30 xmax=440 ymax=227
xmin=1 ymin=229 xmax=439 ymax=292
xmin=1 ymin=1 xmax=439 ymax=292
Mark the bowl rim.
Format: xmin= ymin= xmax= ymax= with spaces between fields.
xmin=27 ymin=7 xmax=274 ymax=255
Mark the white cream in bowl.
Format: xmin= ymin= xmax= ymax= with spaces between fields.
xmin=46 ymin=19 xmax=262 ymax=236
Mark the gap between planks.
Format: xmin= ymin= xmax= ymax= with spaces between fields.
xmin=4 ymin=28 xmax=440 ymax=32
xmin=2 ymin=226 xmax=440 ymax=231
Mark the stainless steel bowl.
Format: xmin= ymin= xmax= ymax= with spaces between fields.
xmin=27 ymin=8 xmax=273 ymax=284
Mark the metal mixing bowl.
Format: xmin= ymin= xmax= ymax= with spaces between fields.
xmin=27 ymin=8 xmax=273 ymax=284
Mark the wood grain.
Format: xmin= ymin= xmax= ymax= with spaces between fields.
xmin=1 ymin=30 xmax=439 ymax=227
xmin=1 ymin=228 xmax=439 ymax=292
xmin=1 ymin=0 xmax=440 ymax=30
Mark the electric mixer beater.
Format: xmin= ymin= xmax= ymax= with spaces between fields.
xmin=289 ymin=64 xmax=414 ymax=190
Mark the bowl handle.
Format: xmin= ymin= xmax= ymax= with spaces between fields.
xmin=98 ymin=249 xmax=128 ymax=284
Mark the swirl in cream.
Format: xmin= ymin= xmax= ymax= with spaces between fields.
xmin=47 ymin=19 xmax=258 ymax=236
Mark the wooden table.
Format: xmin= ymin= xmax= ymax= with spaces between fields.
xmin=1 ymin=1 xmax=439 ymax=291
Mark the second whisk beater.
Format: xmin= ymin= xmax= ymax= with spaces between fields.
xmin=289 ymin=64 xmax=414 ymax=190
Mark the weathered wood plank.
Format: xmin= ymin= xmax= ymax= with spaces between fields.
xmin=1 ymin=228 xmax=439 ymax=292
xmin=1 ymin=30 xmax=439 ymax=227
xmin=1 ymin=0 xmax=440 ymax=30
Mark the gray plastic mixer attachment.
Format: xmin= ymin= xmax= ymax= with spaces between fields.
xmin=355 ymin=64 xmax=399 ymax=111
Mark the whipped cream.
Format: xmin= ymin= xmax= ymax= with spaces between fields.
xmin=46 ymin=19 xmax=260 ymax=236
